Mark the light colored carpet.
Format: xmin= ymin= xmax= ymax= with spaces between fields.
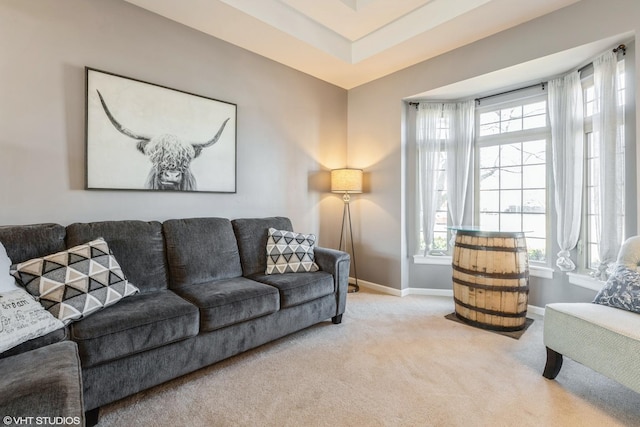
xmin=99 ymin=289 xmax=640 ymax=426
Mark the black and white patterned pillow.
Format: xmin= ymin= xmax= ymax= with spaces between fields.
xmin=593 ymin=264 xmax=640 ymax=314
xmin=265 ymin=228 xmax=319 ymax=275
xmin=11 ymin=238 xmax=139 ymax=324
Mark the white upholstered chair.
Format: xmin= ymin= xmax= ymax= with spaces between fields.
xmin=542 ymin=236 xmax=640 ymax=394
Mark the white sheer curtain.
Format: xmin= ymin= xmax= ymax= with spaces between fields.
xmin=447 ymin=100 xmax=475 ymax=246
xmin=417 ymin=101 xmax=474 ymax=255
xmin=593 ymin=51 xmax=625 ymax=279
xmin=548 ymin=71 xmax=584 ymax=271
xmin=417 ymin=103 xmax=446 ymax=255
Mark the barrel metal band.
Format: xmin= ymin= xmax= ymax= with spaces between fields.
xmin=453 ymin=277 xmax=529 ymax=293
xmin=454 ymin=242 xmax=528 ymax=253
xmin=452 ymin=263 xmax=529 ymax=280
xmin=453 ymin=297 xmax=527 ymax=318
xmin=453 ymin=313 xmax=527 ymax=332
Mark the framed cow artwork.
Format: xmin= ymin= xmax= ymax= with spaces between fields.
xmin=85 ymin=67 xmax=237 ymax=193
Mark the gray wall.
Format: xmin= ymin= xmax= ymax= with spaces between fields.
xmin=3 ymin=0 xmax=639 ymax=306
xmin=0 ymin=0 xmax=348 ymax=246
xmin=348 ymin=0 xmax=640 ymax=306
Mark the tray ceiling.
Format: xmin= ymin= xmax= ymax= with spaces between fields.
xmin=123 ymin=0 xmax=582 ymax=89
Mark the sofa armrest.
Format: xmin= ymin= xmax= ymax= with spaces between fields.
xmin=314 ymin=247 xmax=350 ymax=317
xmin=0 ymin=341 xmax=84 ymax=425
xmin=0 ymin=327 xmax=69 ymax=360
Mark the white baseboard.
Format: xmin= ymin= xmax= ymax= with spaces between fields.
xmin=350 ymin=277 xmax=545 ymax=316
xmin=349 ymin=277 xmax=404 ymax=296
xmin=526 ymin=305 xmax=545 ymax=316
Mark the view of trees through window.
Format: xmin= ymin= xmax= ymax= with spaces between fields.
xmin=477 ymin=100 xmax=548 ymax=262
xmin=478 ymin=140 xmax=547 ymax=261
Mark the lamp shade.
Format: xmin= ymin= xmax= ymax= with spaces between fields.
xmin=331 ymin=168 xmax=363 ymax=193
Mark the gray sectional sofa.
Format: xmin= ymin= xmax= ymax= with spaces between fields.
xmin=0 ymin=217 xmax=350 ymax=426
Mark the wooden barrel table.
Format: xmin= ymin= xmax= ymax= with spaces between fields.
xmin=452 ymin=229 xmax=529 ymax=332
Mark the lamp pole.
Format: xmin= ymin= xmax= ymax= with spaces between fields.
xmin=339 ymin=191 xmax=359 ymax=293
xmin=331 ymin=168 xmax=363 ymax=294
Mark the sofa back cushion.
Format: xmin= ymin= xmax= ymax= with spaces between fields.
xmin=65 ymin=220 xmax=167 ymax=294
xmin=231 ymin=217 xmax=293 ymax=277
xmin=163 ymin=217 xmax=243 ymax=288
xmin=0 ymin=224 xmax=66 ymax=264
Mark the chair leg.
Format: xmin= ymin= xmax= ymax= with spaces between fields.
xmin=85 ymin=407 xmax=100 ymax=427
xmin=332 ymin=314 xmax=343 ymax=324
xmin=543 ymin=347 xmax=563 ymax=379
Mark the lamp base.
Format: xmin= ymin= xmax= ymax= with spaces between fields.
xmin=348 ymin=282 xmax=359 ymax=293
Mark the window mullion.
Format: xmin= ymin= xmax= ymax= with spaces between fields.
xmin=476 ymin=95 xmax=550 ymax=264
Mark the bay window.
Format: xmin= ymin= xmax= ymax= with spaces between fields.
xmin=414 ymin=44 xmax=634 ymax=279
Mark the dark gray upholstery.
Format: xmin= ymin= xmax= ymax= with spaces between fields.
xmin=251 ymin=271 xmax=335 ymax=308
xmin=314 ymin=247 xmax=351 ymax=318
xmin=163 ymin=217 xmax=243 ymax=288
xmin=81 ymin=293 xmax=337 ymax=411
xmin=0 ymin=223 xmax=66 ymax=263
xmin=66 ymin=220 xmax=168 ymax=293
xmin=0 ymin=327 xmax=69 ymax=360
xmin=0 ymin=341 xmax=84 ymax=426
xmin=70 ymin=290 xmax=199 ymax=368
xmin=0 ymin=216 xmax=350 ymax=420
xmin=232 ymin=217 xmax=293 ymax=276
xmin=175 ymin=277 xmax=279 ymax=331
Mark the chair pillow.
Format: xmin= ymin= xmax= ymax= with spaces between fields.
xmin=593 ymin=264 xmax=640 ymax=314
xmin=0 ymin=288 xmax=64 ymax=353
xmin=11 ymin=238 xmax=139 ymax=324
xmin=265 ymin=228 xmax=319 ymax=275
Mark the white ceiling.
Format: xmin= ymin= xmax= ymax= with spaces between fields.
xmin=123 ymin=0 xmax=585 ymax=89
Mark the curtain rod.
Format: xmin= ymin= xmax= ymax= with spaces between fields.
xmin=577 ymin=43 xmax=626 ymax=74
xmin=474 ymin=82 xmax=545 ymax=106
xmin=408 ymin=44 xmax=626 ymax=109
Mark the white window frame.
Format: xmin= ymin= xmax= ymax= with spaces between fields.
xmin=474 ymin=93 xmax=551 ymax=266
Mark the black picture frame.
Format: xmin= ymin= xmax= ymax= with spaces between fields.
xmin=85 ymin=67 xmax=237 ymax=193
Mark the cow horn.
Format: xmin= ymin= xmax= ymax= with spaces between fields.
xmin=192 ymin=118 xmax=230 ymax=157
xmin=96 ymin=90 xmax=151 ymax=151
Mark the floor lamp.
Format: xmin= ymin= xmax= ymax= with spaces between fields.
xmin=331 ymin=168 xmax=362 ymax=293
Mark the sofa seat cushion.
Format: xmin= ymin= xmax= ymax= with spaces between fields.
xmin=70 ymin=290 xmax=199 ymax=367
xmin=251 ymin=271 xmax=334 ymax=308
xmin=175 ymin=277 xmax=279 ymax=332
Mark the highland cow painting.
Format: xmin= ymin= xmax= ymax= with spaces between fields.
xmin=85 ymin=68 xmax=237 ymax=193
